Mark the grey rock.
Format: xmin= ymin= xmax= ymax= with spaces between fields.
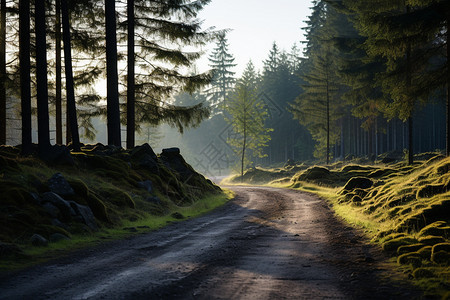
xmin=41 ymin=192 xmax=75 ymax=221
xmin=160 ymin=148 xmax=194 ymax=181
xmin=130 ymin=143 xmax=157 ymax=160
xmin=48 ymin=173 xmax=75 ymax=197
xmin=31 ymin=234 xmax=48 ymax=247
xmin=162 ymin=147 xmax=180 ymax=156
xmin=42 ymin=202 xmax=60 ymax=218
xmin=138 ymin=180 xmax=153 ymax=192
xmin=69 ymin=201 xmax=98 ymax=230
xmin=0 ymin=242 xmax=23 ymax=258
xmin=145 ymin=196 xmax=161 ymax=205
xmin=51 ymin=218 xmax=68 ymax=230
xmin=41 ymin=145 xmax=75 ymax=166
xmin=139 ymin=154 xmax=158 ymax=170
xmin=30 ymin=192 xmax=40 ymax=204
xmin=49 ymin=233 xmax=70 ymax=243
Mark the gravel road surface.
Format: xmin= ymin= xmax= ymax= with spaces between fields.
xmin=0 ymin=186 xmax=420 ymax=299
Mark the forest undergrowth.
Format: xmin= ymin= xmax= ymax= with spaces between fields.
xmin=226 ymin=153 xmax=450 ymax=298
xmin=0 ymin=143 xmax=231 ymax=271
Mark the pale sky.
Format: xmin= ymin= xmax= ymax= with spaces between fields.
xmin=196 ymin=0 xmax=314 ymax=76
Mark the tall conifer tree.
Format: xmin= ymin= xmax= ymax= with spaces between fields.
xmin=206 ymin=32 xmax=236 ymax=111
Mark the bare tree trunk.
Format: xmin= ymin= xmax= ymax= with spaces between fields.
xmin=406 ymin=5 xmax=413 ymax=165
xmin=106 ymin=0 xmax=122 ymax=147
xmin=19 ymin=0 xmax=32 ymax=154
xmin=447 ymin=12 xmax=450 ymax=157
xmin=126 ymin=0 xmax=135 ymax=149
xmin=61 ymin=0 xmax=80 ymax=150
xmin=0 ymin=0 xmax=6 ymax=145
xmin=326 ymin=73 xmax=330 ymax=165
xmin=35 ymin=0 xmax=51 ymax=155
xmin=55 ymin=0 xmax=62 ymax=144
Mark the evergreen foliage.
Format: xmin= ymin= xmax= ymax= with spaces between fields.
xmin=225 ymin=61 xmax=272 ymax=177
xmin=206 ymin=32 xmax=236 ymax=112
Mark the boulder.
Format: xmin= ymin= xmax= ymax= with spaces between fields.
xmin=41 ymin=192 xmax=75 ymax=221
xmin=130 ymin=143 xmax=157 ymax=160
xmin=42 ymin=202 xmax=61 ymax=218
xmin=138 ymin=180 xmax=153 ymax=192
xmin=0 ymin=242 xmax=23 ymax=258
xmin=51 ymin=218 xmax=68 ymax=230
xmin=69 ymin=201 xmax=98 ymax=230
xmin=161 ymin=147 xmax=180 ymax=157
xmin=160 ymin=148 xmax=194 ymax=180
xmin=41 ymin=144 xmax=74 ymax=166
xmin=342 ymin=177 xmax=373 ymax=191
xmin=145 ymin=196 xmax=161 ymax=205
xmin=48 ymin=173 xmax=75 ymax=197
xmin=31 ymin=234 xmax=48 ymax=247
xmin=49 ymin=233 xmax=70 ymax=243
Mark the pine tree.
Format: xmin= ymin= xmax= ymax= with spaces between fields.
xmin=292 ymin=48 xmax=342 ymax=164
xmin=345 ymin=0 xmax=450 ymax=163
xmin=0 ymin=0 xmax=5 ymax=145
xmin=61 ymin=0 xmax=80 ymax=150
xmin=105 ymin=0 xmax=121 ymax=147
xmin=225 ymin=61 xmax=272 ymax=177
xmin=19 ymin=0 xmax=32 ymax=154
xmin=206 ymin=32 xmax=236 ymax=111
xmin=35 ymin=0 xmax=51 ymax=155
xmin=126 ymin=0 xmax=135 ymax=149
xmin=120 ymin=0 xmax=214 ymax=145
xmin=292 ymin=0 xmax=345 ymax=164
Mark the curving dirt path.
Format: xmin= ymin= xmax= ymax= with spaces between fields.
xmin=0 ymin=186 xmax=420 ymax=299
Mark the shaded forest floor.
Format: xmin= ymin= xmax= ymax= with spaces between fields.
xmin=0 ymin=143 xmax=231 ymax=271
xmin=225 ymin=152 xmax=450 ymax=298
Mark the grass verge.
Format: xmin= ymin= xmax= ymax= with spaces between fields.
xmin=0 ymin=189 xmax=234 ymax=272
xmin=225 ymin=153 xmax=449 ymax=298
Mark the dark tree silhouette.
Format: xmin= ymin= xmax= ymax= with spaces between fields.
xmin=61 ymin=0 xmax=80 ymax=150
xmin=105 ymin=0 xmax=121 ymax=147
xmin=126 ymin=0 xmax=135 ymax=149
xmin=35 ymin=0 xmax=51 ymax=154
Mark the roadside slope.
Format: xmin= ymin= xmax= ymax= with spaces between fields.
xmin=0 ymin=187 xmax=420 ymax=299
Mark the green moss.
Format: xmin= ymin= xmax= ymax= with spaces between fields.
xmin=397 ymin=243 xmax=425 ymax=255
xmin=432 ymin=243 xmax=450 ymax=253
xmin=413 ymin=267 xmax=435 ymax=279
xmin=431 ymin=250 xmax=450 ymax=265
xmin=419 ymin=221 xmax=450 ymax=238
xmin=418 ymin=236 xmax=446 ymax=246
xmin=416 ymin=246 xmax=432 ymax=260
xmin=86 ymin=194 xmax=110 ymax=223
xmin=382 ymin=236 xmax=418 ymax=252
xmin=397 ymin=252 xmax=422 ymax=268
xmin=98 ymin=187 xmax=135 ymax=209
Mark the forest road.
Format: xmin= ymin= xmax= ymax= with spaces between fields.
xmin=0 ymin=186 xmax=420 ymax=300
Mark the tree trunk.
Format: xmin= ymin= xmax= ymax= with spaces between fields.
xmin=406 ymin=5 xmax=413 ymax=165
xmin=55 ymin=0 xmax=62 ymax=144
xmin=61 ymin=0 xmax=80 ymax=151
xmin=105 ymin=0 xmax=122 ymax=147
xmin=326 ymin=74 xmax=330 ymax=165
xmin=0 ymin=0 xmax=6 ymax=145
xmin=35 ymin=0 xmax=51 ymax=155
xmin=126 ymin=0 xmax=135 ymax=149
xmin=447 ymin=12 xmax=450 ymax=157
xmin=19 ymin=0 xmax=32 ymax=154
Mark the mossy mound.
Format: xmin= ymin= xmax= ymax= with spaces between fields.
xmin=413 ymin=267 xmax=435 ymax=279
xmin=382 ymin=236 xmax=418 ymax=252
xmin=229 ymin=164 xmax=307 ymax=185
xmin=397 ymin=243 xmax=426 ymax=255
xmin=0 ymin=144 xmax=222 ymax=253
xmin=397 ymin=252 xmax=422 ymax=268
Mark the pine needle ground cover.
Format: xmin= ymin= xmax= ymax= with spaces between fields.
xmin=0 ymin=144 xmax=231 ymax=271
xmin=228 ymin=153 xmax=449 ymax=298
